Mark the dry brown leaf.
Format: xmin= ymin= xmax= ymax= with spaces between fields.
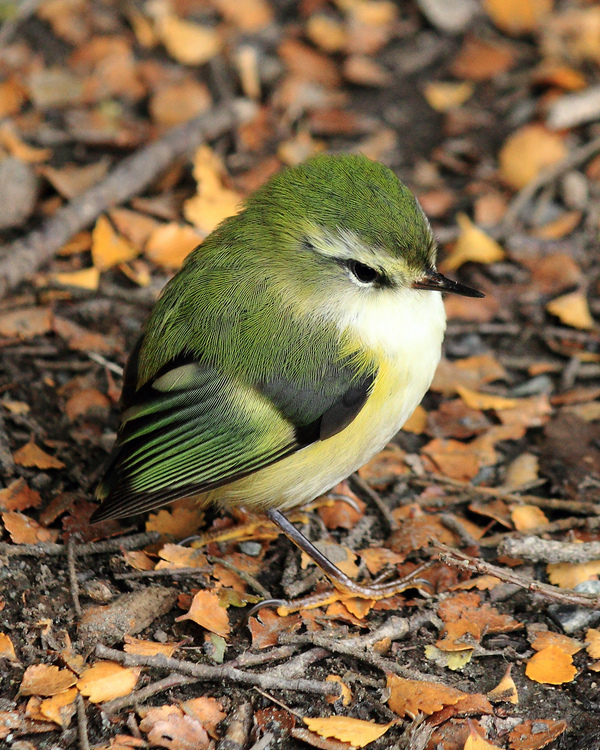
xmin=65 ymin=388 xmax=110 ymax=421
xmin=487 ymin=665 xmax=518 ymax=704
xmin=546 ymin=291 xmax=595 ymax=330
xmin=357 ymin=443 xmax=407 ymax=488
xmin=530 ymin=630 xmax=582 ymax=655
xmin=176 ymin=590 xmax=231 ymax=637
xmin=358 ymin=546 xmax=405 ymax=575
xmin=451 ymin=36 xmax=516 ymax=81
xmin=150 ymin=79 xmax=212 ymax=127
xmin=386 ymin=674 xmax=468 ymax=718
xmin=504 ymin=453 xmax=539 ymax=488
xmin=123 ymin=636 xmax=179 ymax=658
xmin=436 ymin=619 xmax=481 ymax=652
xmin=20 ymin=664 xmax=76 ymax=697
xmin=403 ymin=404 xmax=428 ymax=434
xmin=525 ymin=646 xmax=576 ymax=684
xmin=432 ymin=353 xmax=507 ymax=396
xmin=325 ymin=675 xmax=352 ymax=706
xmin=547 ymin=560 xmax=600 ymax=588
xmin=442 ymin=213 xmax=505 ymax=272
xmin=422 ymin=438 xmax=480 ymax=480
xmin=157 ymin=14 xmax=222 ymax=66
xmin=484 ymin=0 xmax=552 ymax=35
xmin=249 ymin=609 xmax=301 ymax=649
xmin=77 ymin=661 xmax=140 ymax=703
xmin=13 ymin=440 xmax=65 ymax=469
xmin=499 ymin=124 xmax=567 ymax=191
xmin=53 ymin=315 xmax=117 ymax=354
xmin=155 ymin=543 xmax=207 ymax=570
xmin=438 ymin=592 xmax=522 ymax=633
xmin=456 ymin=385 xmax=517 ymax=411
xmin=50 ymin=267 xmax=100 ymax=291
xmin=306 ymin=14 xmax=347 ymax=52
xmin=511 ymin=505 xmax=549 ymax=531
xmin=0 ymin=478 xmax=41 ymax=512
xmin=531 ymin=210 xmax=581 ymax=240
xmin=213 ymin=0 xmax=273 ymax=31
xmin=146 ymin=506 xmax=204 ymax=540
xmin=317 ymin=485 xmax=365 ymax=530
xmin=40 ymin=160 xmax=110 ymax=199
xmin=180 ymin=696 xmax=226 ymax=737
xmin=464 ymin=728 xmax=503 ymax=750
xmin=122 ymin=549 xmax=155 ymax=571
xmin=303 ymin=716 xmax=393 ymax=747
xmin=585 ymin=628 xmax=600 ymax=659
xmin=508 ymin=718 xmax=567 ymax=750
xmin=2 ymin=510 xmax=59 ymax=545
xmin=140 ymin=705 xmax=211 ymax=750
xmin=0 ymin=633 xmax=18 ymax=662
xmin=184 ymin=146 xmax=242 ymax=235
xmin=145 ymin=222 xmax=202 ymax=269
xmin=92 ymin=215 xmax=138 ymax=271
xmin=424 ymin=81 xmax=473 ymax=112
xmin=0 ymin=78 xmax=26 ymax=117
xmin=39 ymin=687 xmax=77 ymax=726
xmin=0 ymin=122 xmax=51 ymax=162
xmin=0 ymin=307 xmax=53 ymax=339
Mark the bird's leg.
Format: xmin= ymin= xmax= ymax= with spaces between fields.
xmin=263 ymin=508 xmax=433 ymax=612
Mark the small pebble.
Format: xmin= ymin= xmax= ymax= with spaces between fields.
xmin=239 ymin=541 xmax=263 ymax=556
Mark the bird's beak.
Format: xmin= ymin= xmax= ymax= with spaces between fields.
xmin=412 ymin=270 xmax=484 ymax=298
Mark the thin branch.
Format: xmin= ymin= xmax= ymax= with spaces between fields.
xmin=95 ymin=644 xmax=341 ymax=698
xmin=499 ymin=536 xmax=600 ymax=564
xmin=0 ymin=104 xmax=241 ymax=300
xmin=0 ymin=531 xmax=160 ymax=557
xmin=433 ymin=541 xmax=600 ymax=609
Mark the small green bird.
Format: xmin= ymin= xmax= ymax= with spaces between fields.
xmin=92 ymin=154 xmax=482 ymax=601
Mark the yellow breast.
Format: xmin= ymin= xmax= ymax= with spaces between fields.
xmin=206 ymin=289 xmax=446 ymax=511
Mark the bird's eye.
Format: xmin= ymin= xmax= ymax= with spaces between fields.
xmin=347 ymin=260 xmax=381 ymax=285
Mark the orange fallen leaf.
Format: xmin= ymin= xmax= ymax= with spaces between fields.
xmin=155 ymin=543 xmax=207 ymax=570
xmin=122 ymin=549 xmax=155 ymax=571
xmin=0 ymin=307 xmax=53 ymax=339
xmin=13 ymin=440 xmax=65 ymax=470
xmin=303 ymin=716 xmax=393 ymax=747
xmin=2 ymin=510 xmax=59 ymax=545
xmin=213 ymin=0 xmax=273 ymax=31
xmin=0 ymin=121 xmax=51 ymax=162
xmin=505 ymin=453 xmax=539 ymax=488
xmin=484 ymin=0 xmax=552 ymax=35
xmin=0 ymin=478 xmax=42 ymax=512
xmin=424 ymin=81 xmax=473 ymax=112
xmin=306 ymin=14 xmax=347 ymax=53
xmin=511 ymin=505 xmax=549 ymax=531
xmin=180 ymin=696 xmax=226 ymax=737
xmin=402 ymin=404 xmax=427 ymax=434
xmin=585 ymin=628 xmax=600 ymax=659
xmin=525 ymin=646 xmax=576 ymax=684
xmin=487 ymin=665 xmax=518 ymax=704
xmin=0 ymin=633 xmax=18 ymax=662
xmin=464 ymin=727 xmax=503 ymax=750
xmin=176 ymin=590 xmax=230 ymax=637
xmin=456 ymin=385 xmax=517 ymax=411
xmin=546 ymin=291 xmax=595 ymax=330
xmin=92 ymin=215 xmax=138 ymax=271
xmin=145 ymin=222 xmax=202 ymax=269
xmin=157 ymin=14 xmax=222 ymax=66
xmin=451 ymin=36 xmax=516 ymax=81
xmin=184 ymin=146 xmax=242 ymax=235
xmin=547 ymin=560 xmax=600 ymax=588
xmin=39 ymin=687 xmax=77 ymax=726
xmin=531 ymin=210 xmax=581 ymax=240
xmin=499 ymin=124 xmax=567 ymax=191
xmin=530 ymin=630 xmax=582 ymax=655
xmin=139 ymin=705 xmax=211 ymax=750
xmin=325 ymin=675 xmax=352 ymax=706
xmin=386 ymin=674 xmax=468 ymax=718
xmin=77 ymin=661 xmax=140 ymax=703
xmin=50 ymin=267 xmax=100 ymax=291
xmin=508 ymin=718 xmax=567 ymax=750
xmin=20 ymin=664 xmax=77 ymax=696
xmin=65 ymin=388 xmax=110 ymax=421
xmin=123 ymin=636 xmax=179 ymax=658
xmin=422 ymin=438 xmax=480 ymax=481
xmin=146 ymin=506 xmax=204 ymax=540
xmin=441 ymin=214 xmax=505 ymax=272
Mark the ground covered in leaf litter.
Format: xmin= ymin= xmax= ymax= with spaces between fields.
xmin=1 ymin=0 xmax=600 ymax=748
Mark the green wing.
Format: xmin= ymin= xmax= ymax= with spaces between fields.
xmin=93 ymin=343 xmax=375 ymax=521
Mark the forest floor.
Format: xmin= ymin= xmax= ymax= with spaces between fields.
xmin=1 ymin=1 xmax=600 ymax=749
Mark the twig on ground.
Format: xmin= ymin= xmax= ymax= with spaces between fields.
xmin=102 ymin=673 xmax=200 ymax=713
xmin=0 ymin=531 xmax=160 ymax=557
xmin=207 ymin=554 xmax=272 ymax=599
xmin=350 ymin=474 xmax=399 ymax=532
xmin=95 ymin=644 xmax=341 ymax=698
xmin=480 ymin=516 xmax=600 ymax=548
xmin=216 ymin=702 xmax=253 ymax=750
xmin=76 ymin=694 xmax=91 ymax=750
xmin=67 ymin=536 xmax=82 ymax=618
xmin=499 ymin=536 xmax=600 ymax=564
xmin=267 ymin=647 xmax=330 ymax=680
xmin=433 ymin=541 xmax=600 ymax=609
xmin=0 ymin=104 xmax=242 ymax=300
xmin=0 ymin=413 xmax=15 ymax=475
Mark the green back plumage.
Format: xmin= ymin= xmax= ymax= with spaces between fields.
xmin=92 ymin=155 xmax=435 ymax=520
